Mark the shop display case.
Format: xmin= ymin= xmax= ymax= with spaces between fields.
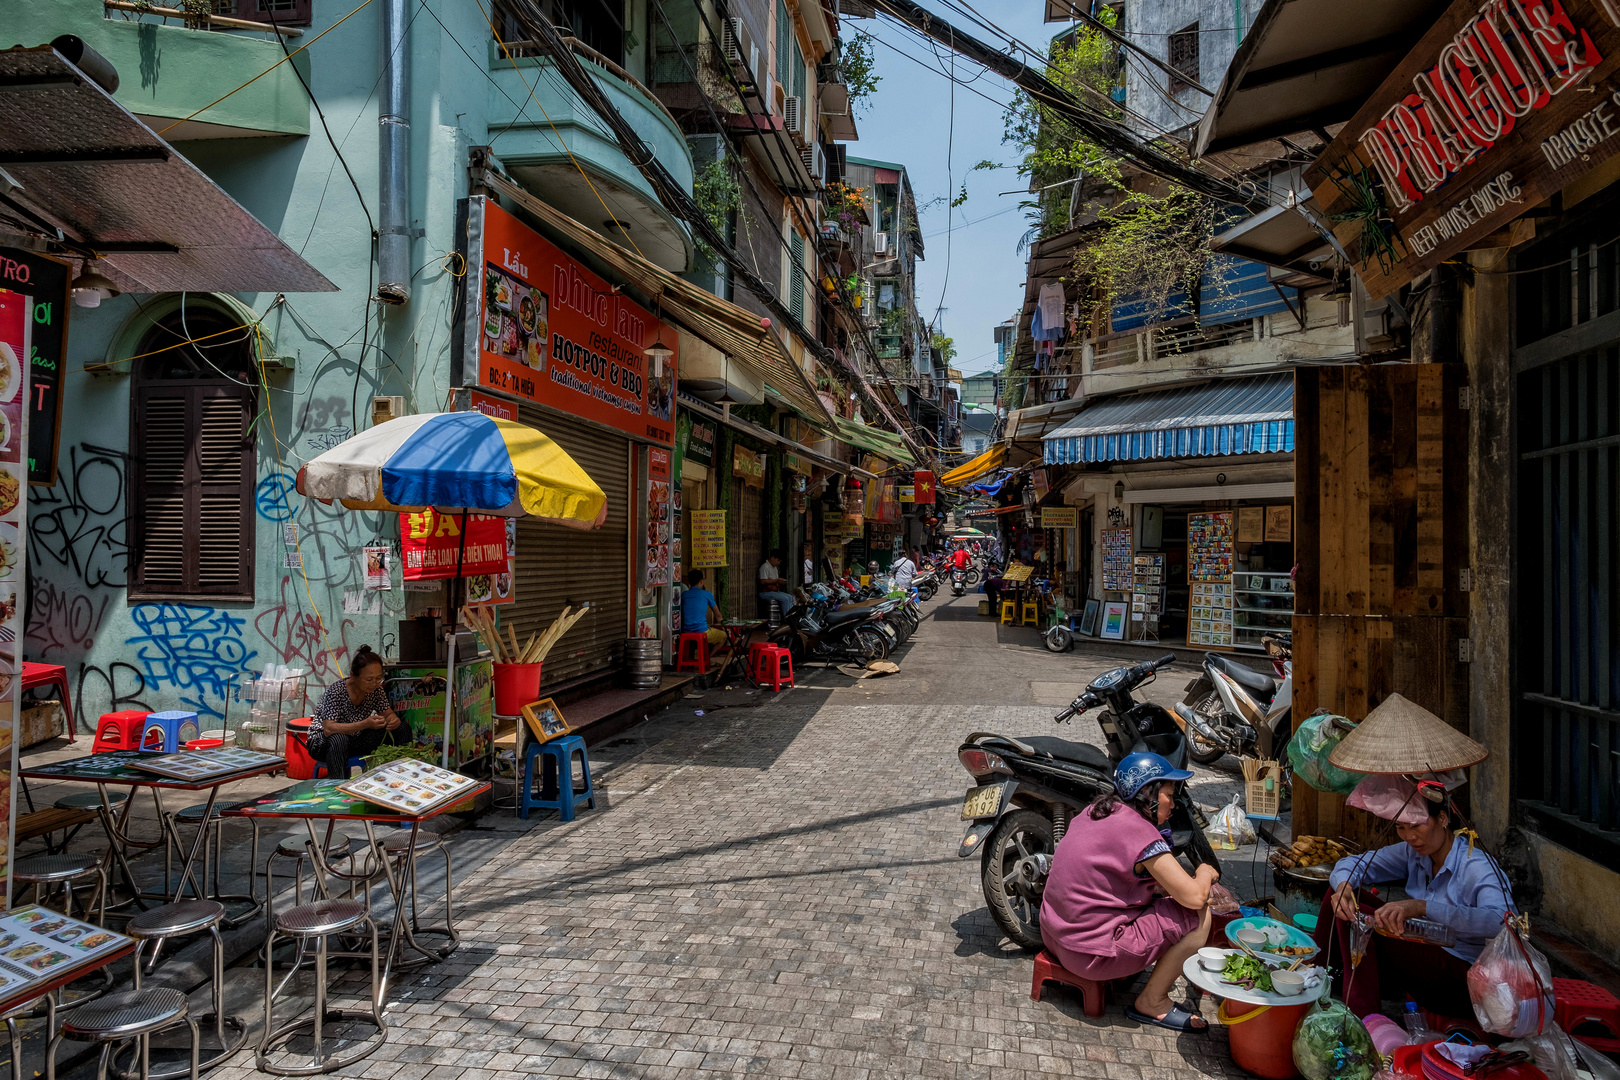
xmin=1234 ymin=572 xmax=1294 ymax=650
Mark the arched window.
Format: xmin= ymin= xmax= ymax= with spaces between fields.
xmin=129 ymin=303 xmax=256 ymax=599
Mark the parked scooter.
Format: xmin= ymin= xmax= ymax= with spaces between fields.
xmin=768 ymin=591 xmax=893 ymax=665
xmin=955 ymin=655 xmax=1219 ymax=949
xmin=1173 ymin=636 xmax=1293 ymax=766
xmin=950 ymin=567 xmax=968 ymax=597
xmin=913 ymin=569 xmax=939 ymax=602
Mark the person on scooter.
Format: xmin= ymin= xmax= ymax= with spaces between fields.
xmin=950 ymin=544 xmax=971 ymax=574
xmin=1041 ymin=753 xmax=1217 ymax=1033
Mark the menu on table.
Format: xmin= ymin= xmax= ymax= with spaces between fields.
xmin=339 ymin=759 xmax=481 ymax=816
xmin=126 ymin=747 xmax=284 ymax=782
xmin=0 ymin=906 xmax=130 ymax=998
xmin=1102 ymin=527 xmax=1133 ymax=592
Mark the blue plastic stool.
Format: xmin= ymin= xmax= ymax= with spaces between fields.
xmin=314 ymin=756 xmax=367 ymax=779
xmin=142 ymin=711 xmax=199 ymax=752
xmin=520 ymin=735 xmax=594 ymax=821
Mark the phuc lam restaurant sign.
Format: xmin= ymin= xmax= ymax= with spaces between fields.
xmin=1306 ymin=0 xmax=1620 ymax=299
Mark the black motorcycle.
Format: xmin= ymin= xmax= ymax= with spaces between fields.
xmin=955 ymin=654 xmax=1219 ymax=950
xmin=769 ymin=592 xmax=891 ymax=664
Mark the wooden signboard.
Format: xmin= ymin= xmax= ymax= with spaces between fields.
xmin=1304 ymin=0 xmax=1620 ymax=299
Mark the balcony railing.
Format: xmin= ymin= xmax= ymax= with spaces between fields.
xmin=104 ymin=1 xmax=303 ymax=36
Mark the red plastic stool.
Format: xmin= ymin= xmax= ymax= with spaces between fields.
xmin=748 ymin=642 xmax=775 ymax=679
xmin=756 ymin=645 xmax=794 ymax=691
xmin=1030 ymin=951 xmax=1106 ymax=1017
xmin=675 ymin=633 xmax=711 ymax=673
xmin=1554 ymin=978 xmax=1620 ymax=1052
xmin=91 ymin=710 xmax=150 ymax=754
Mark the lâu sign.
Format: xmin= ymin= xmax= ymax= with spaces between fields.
xmin=1305 ymin=0 xmax=1620 ymax=299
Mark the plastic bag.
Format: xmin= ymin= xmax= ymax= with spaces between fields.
xmin=1207 ymin=881 xmax=1241 ymax=916
xmin=1288 ymin=713 xmax=1367 ymax=795
xmin=1502 ymin=1025 xmax=1587 ymax=1080
xmin=1207 ymin=794 xmax=1257 ymax=848
xmin=1293 ymin=996 xmax=1380 ymax=1080
xmin=1467 ymin=922 xmax=1556 ymax=1037
xmin=1346 ymin=774 xmax=1430 ymax=825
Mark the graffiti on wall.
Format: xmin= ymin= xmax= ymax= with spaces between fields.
xmin=29 ymin=443 xmax=130 ymax=590
xmin=126 ymin=604 xmax=258 ymax=720
xmin=255 ymin=575 xmax=353 ymax=682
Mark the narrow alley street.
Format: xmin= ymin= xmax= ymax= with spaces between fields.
xmin=207 ymin=596 xmax=1254 ymax=1080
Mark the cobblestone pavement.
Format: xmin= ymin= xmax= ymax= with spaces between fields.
xmin=207 ymin=593 xmax=1269 ymax=1080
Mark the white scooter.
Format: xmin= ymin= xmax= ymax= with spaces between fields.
xmin=1172 ymin=637 xmax=1293 ymax=766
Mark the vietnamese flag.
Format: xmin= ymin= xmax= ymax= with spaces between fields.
xmin=913 ymin=470 xmax=936 ymax=504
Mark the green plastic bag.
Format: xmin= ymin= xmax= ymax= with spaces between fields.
xmin=1287 ymin=714 xmax=1366 ymax=796
xmin=1292 ymin=996 xmax=1379 ymax=1080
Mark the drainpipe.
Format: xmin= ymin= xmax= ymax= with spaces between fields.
xmin=377 ymin=0 xmax=411 ymax=305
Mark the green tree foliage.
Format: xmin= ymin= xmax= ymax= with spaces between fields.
xmin=1001 ymin=16 xmax=1227 ymax=326
xmin=931 ymin=332 xmax=957 ymax=366
xmin=692 ymin=156 xmax=741 ymax=263
xmin=842 ymin=32 xmax=881 ymax=114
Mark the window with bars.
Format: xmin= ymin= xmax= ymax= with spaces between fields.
xmin=218 ymin=0 xmax=314 ymax=27
xmin=1168 ymin=23 xmax=1199 ymax=95
xmin=790 ymin=230 xmax=807 ymax=323
xmin=129 ymin=307 xmax=257 ymax=600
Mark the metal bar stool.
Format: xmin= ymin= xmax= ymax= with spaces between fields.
xmin=2 ymin=993 xmax=54 ymax=1080
xmin=264 ymin=833 xmax=359 ymax=945
xmin=258 ymin=899 xmax=385 ymax=1075
xmin=162 ymin=805 xmax=261 ymax=925
xmin=45 ymin=988 xmax=197 ymax=1080
xmin=12 ymin=854 xmax=107 ymax=925
xmin=112 ymin=902 xmax=244 ymax=1078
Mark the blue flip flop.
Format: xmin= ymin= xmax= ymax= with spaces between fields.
xmin=1125 ymin=1003 xmax=1208 ymax=1033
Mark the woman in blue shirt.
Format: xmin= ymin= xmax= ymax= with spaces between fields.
xmin=1310 ymin=782 xmax=1515 ymax=1019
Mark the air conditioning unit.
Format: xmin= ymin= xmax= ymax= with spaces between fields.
xmin=874 ymin=231 xmax=890 ymax=255
xmin=721 ymin=18 xmax=745 ymax=64
xmin=783 ymin=95 xmax=803 ymax=137
xmin=800 ymin=142 xmax=826 ymax=184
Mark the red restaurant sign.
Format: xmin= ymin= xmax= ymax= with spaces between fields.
xmin=1306 ymin=0 xmax=1620 ymax=298
xmin=399 ymin=509 xmax=508 ymax=580
xmin=459 ymin=197 xmax=676 ymax=446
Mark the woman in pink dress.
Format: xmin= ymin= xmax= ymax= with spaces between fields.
xmin=1041 ymin=752 xmax=1219 ymax=1032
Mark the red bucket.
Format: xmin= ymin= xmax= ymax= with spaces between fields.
xmin=492 ymin=662 xmax=543 ymax=716
xmin=184 ymin=738 xmax=225 ymax=751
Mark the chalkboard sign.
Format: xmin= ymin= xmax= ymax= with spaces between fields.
xmin=0 ymin=249 xmax=68 ymax=486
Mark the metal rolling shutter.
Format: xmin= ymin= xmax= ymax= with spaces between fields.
xmin=510 ymin=407 xmax=631 ymax=687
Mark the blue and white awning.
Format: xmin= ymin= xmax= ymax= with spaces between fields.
xmin=1044 ymin=374 xmax=1294 ymax=465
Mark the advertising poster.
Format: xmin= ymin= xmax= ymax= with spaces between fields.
xmin=732 ymin=446 xmax=766 ymax=486
xmin=399 ymin=510 xmax=508 ymax=580
xmin=386 ymin=661 xmax=494 ymax=766
xmin=642 ymin=446 xmax=672 ymax=588
xmin=0 ymin=250 xmax=67 ymax=486
xmin=690 ymin=509 xmax=726 ymax=568
xmin=1042 ymin=507 xmax=1078 ymax=528
xmin=0 ymin=289 xmax=29 ymax=904
xmin=823 ymin=511 xmax=844 ymax=546
xmin=462 ymin=199 xmax=676 ymax=446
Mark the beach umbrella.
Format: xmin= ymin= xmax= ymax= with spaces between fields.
xmin=297 ymin=411 xmax=607 ymax=767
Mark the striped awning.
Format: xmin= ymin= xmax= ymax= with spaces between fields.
xmin=941 ymin=444 xmax=1006 ymax=487
xmin=1044 ymin=374 xmax=1294 ymax=465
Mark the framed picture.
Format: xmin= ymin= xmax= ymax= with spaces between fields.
xmin=1101 ymin=601 xmax=1128 ymax=640
xmin=1265 ymin=504 xmax=1293 ymax=542
xmin=521 ymin=697 xmax=571 ymax=743
xmin=1079 ymin=599 xmax=1101 ymax=636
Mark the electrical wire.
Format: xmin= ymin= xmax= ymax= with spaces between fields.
xmin=930 ymin=36 xmax=956 ymax=334
xmin=155 ymin=0 xmax=376 ymax=136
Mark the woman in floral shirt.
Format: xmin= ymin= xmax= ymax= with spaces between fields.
xmin=307 ymin=646 xmax=401 ymax=778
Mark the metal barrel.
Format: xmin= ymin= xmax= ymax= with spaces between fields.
xmin=624 ymin=639 xmax=663 ymax=688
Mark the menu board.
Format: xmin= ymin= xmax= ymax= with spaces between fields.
xmin=642 ymin=446 xmax=672 ymax=587
xmin=1130 ymin=554 xmax=1164 ymax=642
xmin=339 ymin=758 xmax=482 ymax=816
xmin=690 ymin=510 xmax=725 ymax=568
xmin=1188 ymin=512 xmax=1234 ymax=582
xmin=0 ymin=907 xmax=129 ymax=995
xmin=0 ymin=289 xmax=29 ymax=901
xmin=127 ymin=747 xmax=283 ymax=782
xmin=1102 ymin=527 xmax=1133 ymax=592
xmin=1190 ymin=581 xmax=1234 ymax=648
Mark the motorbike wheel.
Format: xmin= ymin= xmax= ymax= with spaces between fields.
xmin=980 ymin=809 xmax=1052 ymax=951
xmin=919 ymin=584 xmax=937 ymax=601
xmin=1045 ymin=626 xmax=1073 ymax=653
xmin=854 ymin=626 xmax=889 ymax=663
xmin=965 ymin=568 xmax=982 ymax=585
xmin=1187 ymin=692 xmax=1227 ymax=765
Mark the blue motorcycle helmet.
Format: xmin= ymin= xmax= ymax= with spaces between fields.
xmin=1113 ymin=752 xmax=1194 ymax=799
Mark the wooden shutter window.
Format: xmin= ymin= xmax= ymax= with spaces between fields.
xmin=132 ymin=384 xmax=255 ymax=600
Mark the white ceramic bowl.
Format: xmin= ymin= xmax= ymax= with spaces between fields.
xmin=1234 ymin=928 xmax=1267 ymax=949
xmin=1271 ymin=971 xmax=1306 ymax=996
xmin=1197 ymin=947 xmax=1226 ymax=971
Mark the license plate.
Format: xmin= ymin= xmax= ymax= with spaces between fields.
xmin=961 ymin=784 xmax=1003 ymax=820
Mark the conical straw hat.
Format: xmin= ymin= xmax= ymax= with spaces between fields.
xmin=1327 ymin=692 xmax=1488 ymax=774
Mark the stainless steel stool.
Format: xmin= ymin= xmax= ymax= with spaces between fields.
xmin=45 ymin=988 xmax=197 ymax=1080
xmin=2 ymin=992 xmax=55 ymax=1080
xmin=264 ymin=835 xmax=357 ymax=942
xmin=13 ymin=854 xmax=107 ymax=924
xmin=115 ymin=901 xmax=243 ymax=1077
xmin=372 ymin=831 xmax=457 ymax=958
xmin=258 ymin=900 xmax=384 ymax=1075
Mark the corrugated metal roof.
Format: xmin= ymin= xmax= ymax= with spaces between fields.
xmin=0 ymin=46 xmax=335 ymax=294
xmin=1045 ymin=374 xmax=1294 ymax=464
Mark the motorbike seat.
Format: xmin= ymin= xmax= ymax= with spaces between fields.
xmin=1205 ymin=653 xmax=1278 ymax=706
xmin=823 ymin=606 xmax=870 ymax=626
xmin=1021 ymin=736 xmax=1112 ymax=772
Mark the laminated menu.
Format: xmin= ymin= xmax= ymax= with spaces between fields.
xmin=124 ymin=748 xmax=283 ymax=780
xmin=0 ymin=906 xmax=131 ymax=999
xmin=338 ymin=759 xmax=481 ymax=816
xmin=125 ymin=747 xmax=284 ymax=782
